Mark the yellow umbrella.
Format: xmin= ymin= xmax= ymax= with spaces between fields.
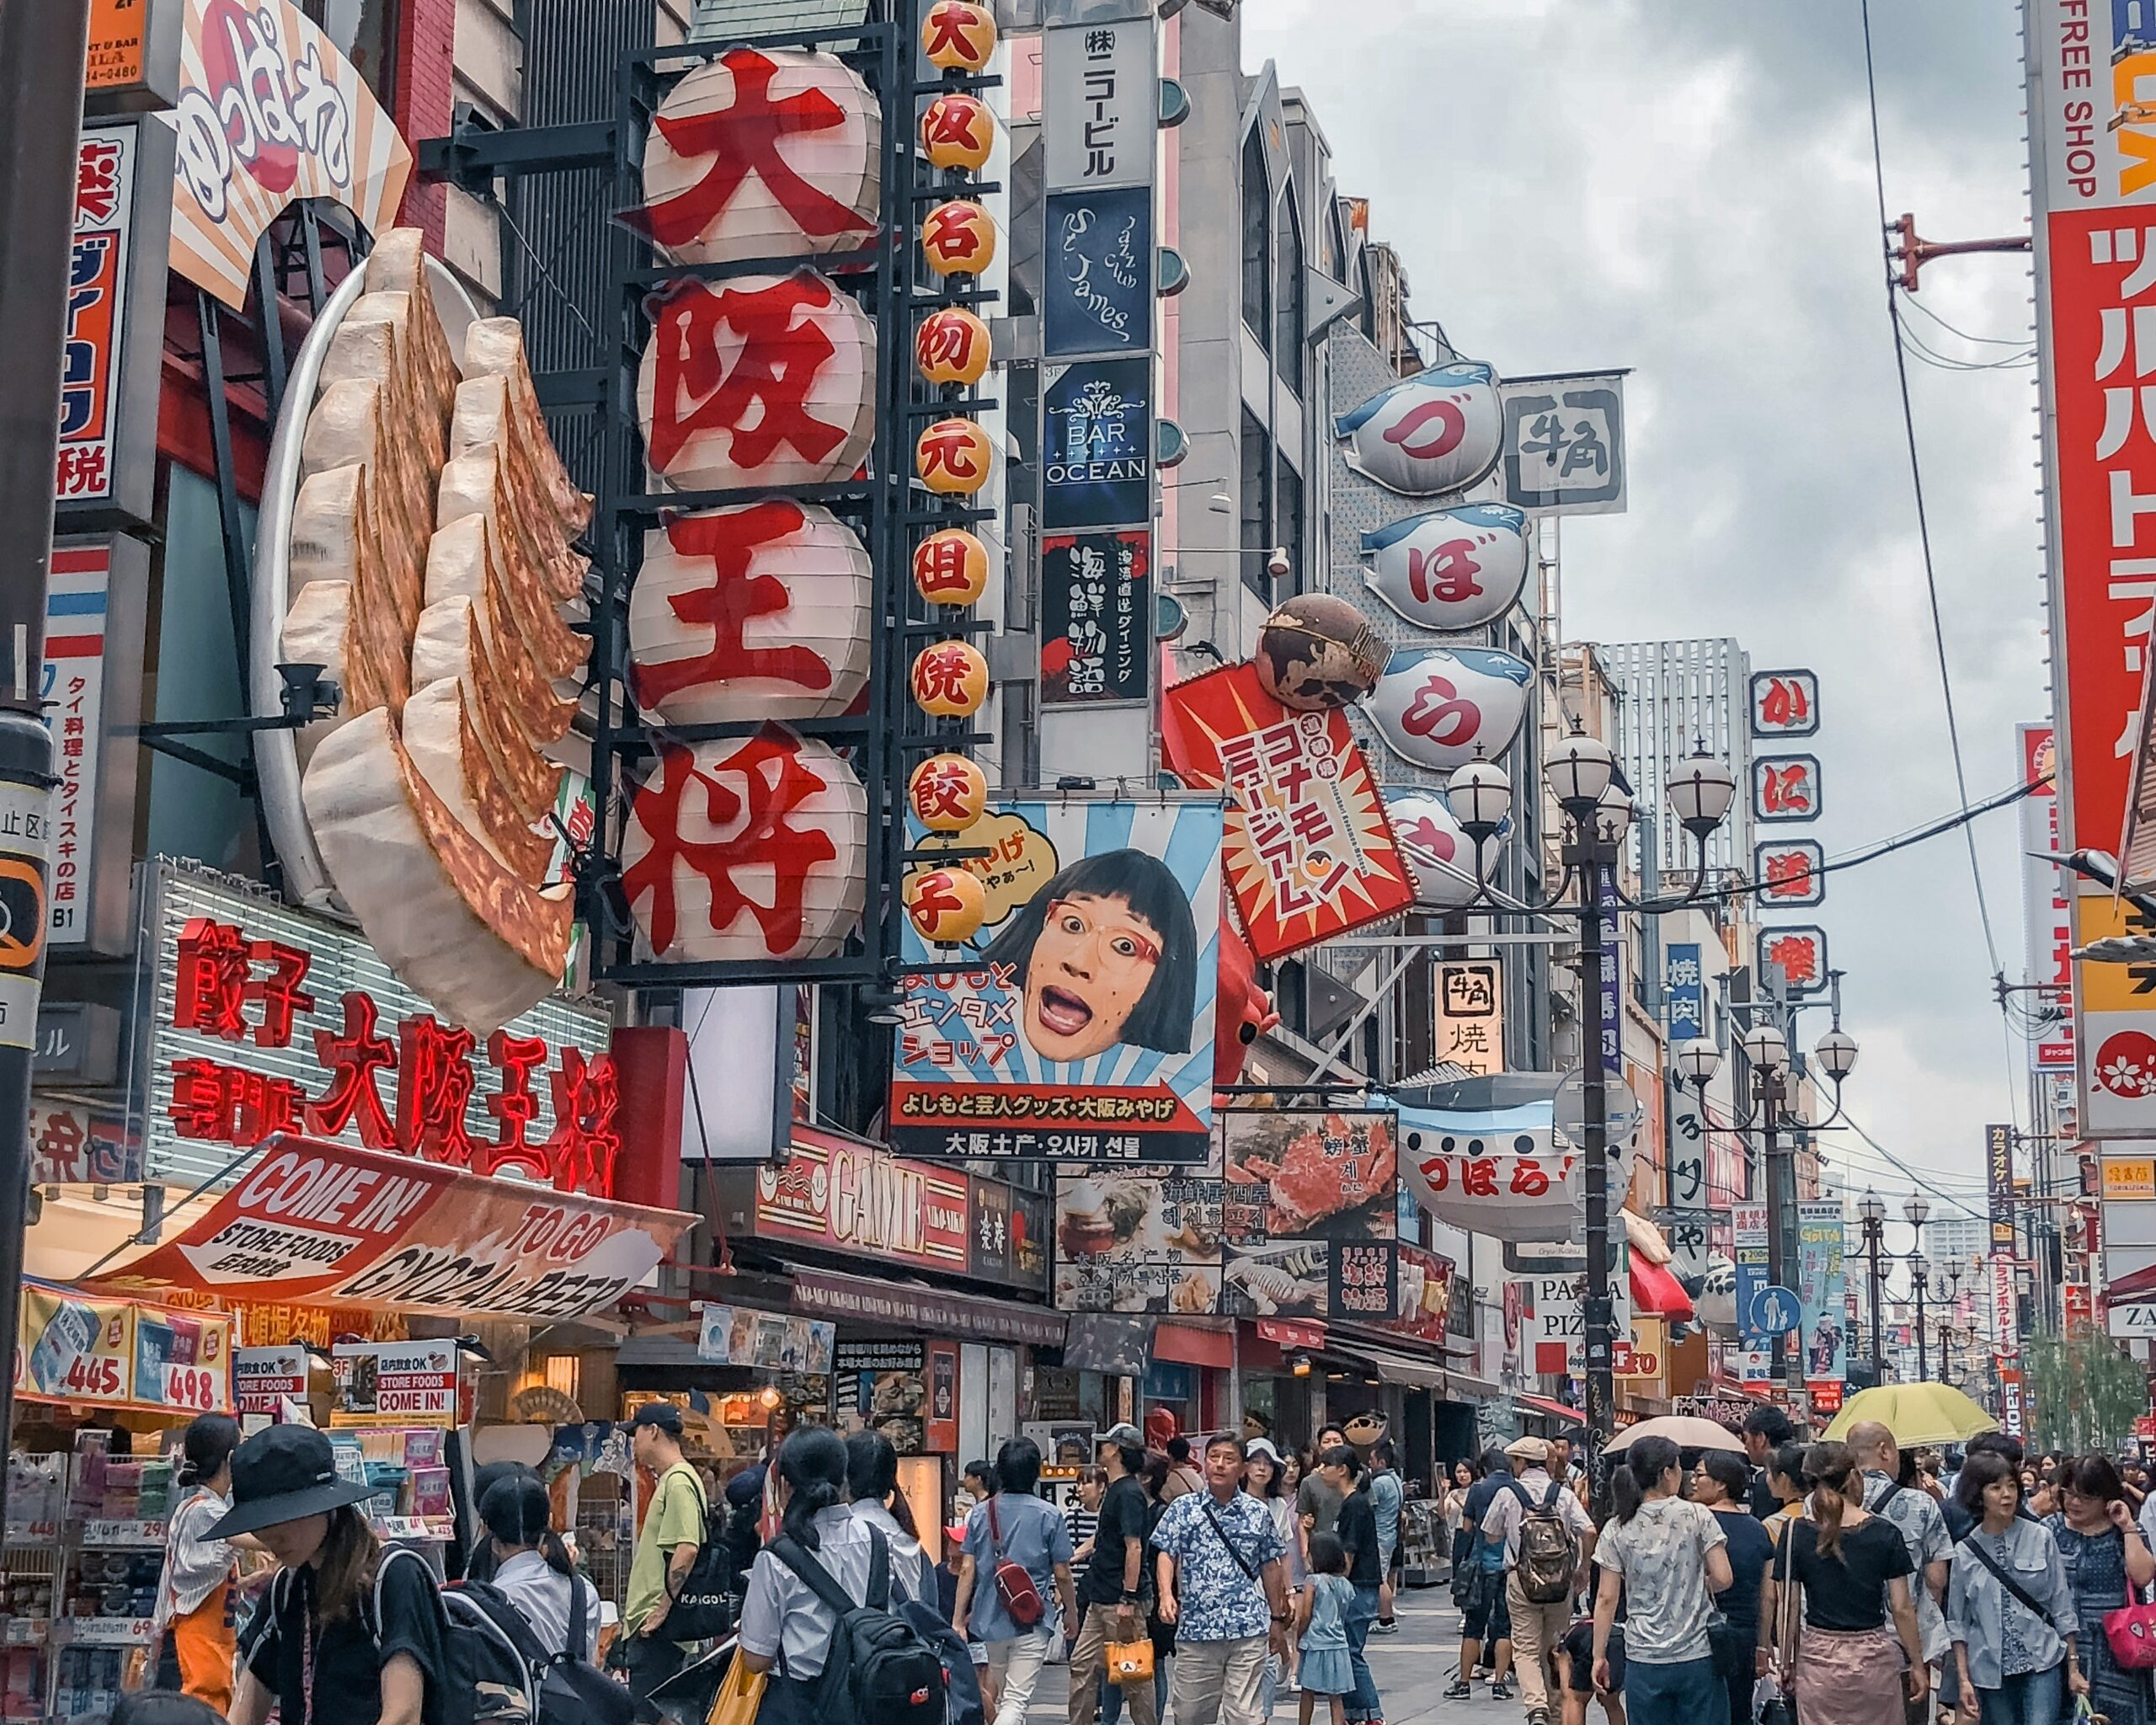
xmin=1821 ymin=1383 xmax=1999 ymax=1446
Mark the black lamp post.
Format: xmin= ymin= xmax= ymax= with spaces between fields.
xmin=1859 ymin=1188 xmax=1889 ymax=1383
xmin=1911 ymin=1252 xmax=1932 ymax=1381
xmin=1448 ymin=731 xmax=1737 ymax=1459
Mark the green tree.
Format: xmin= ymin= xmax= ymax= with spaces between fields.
xmin=2023 ymin=1324 xmax=2149 ymax=1454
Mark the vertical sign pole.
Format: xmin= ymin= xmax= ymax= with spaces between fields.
xmin=1580 ymin=857 xmax=1614 ymax=1459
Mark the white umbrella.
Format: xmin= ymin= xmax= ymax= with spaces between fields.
xmin=1604 ymin=1415 xmax=1747 ymax=1455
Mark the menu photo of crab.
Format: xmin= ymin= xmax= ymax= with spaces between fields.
xmin=1219 ymin=1109 xmax=1399 ymax=1321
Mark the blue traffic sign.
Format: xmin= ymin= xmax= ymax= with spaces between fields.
xmin=1747 ymin=1285 xmax=1801 ymax=1338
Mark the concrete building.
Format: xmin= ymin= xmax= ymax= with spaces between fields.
xmin=1603 ymin=638 xmax=1757 ymax=883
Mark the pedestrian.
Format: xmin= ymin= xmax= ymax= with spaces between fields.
xmin=955 ymin=1437 xmax=1079 ymax=1725
xmin=1139 ymin=1451 xmax=1177 ymax=1723
xmin=1482 ymin=1434 xmax=1596 ymax=1725
xmin=478 ymin=1472 xmax=603 ymax=1660
xmin=1446 ymin=1460 xmax=1477 ymax=1578
xmin=2047 ymin=1453 xmax=2154 ymax=1725
xmin=1294 ymin=1533 xmax=1357 ymax=1725
xmin=718 ymin=1465 xmax=767 ymax=1610
xmin=616 ymin=1402 xmax=710 ymax=1722
xmin=1763 ymin=1442 xmax=1811 ymax=1539
xmin=1070 ymin=1466 xmax=1108 ymax=1589
xmin=1590 ymin=1435 xmax=1731 ymax=1725
xmin=1369 ymin=1440 xmax=1404 ymax=1633
xmin=1329 ymin=1447 xmax=1386 ymax=1725
xmin=846 ymin=1429 xmax=937 ymax=1605
xmin=1070 ymin=1423 xmax=1157 ymax=1725
xmin=151 ymin=1413 xmax=252 ymax=1713
xmin=1689 ymin=1452 xmax=1775 ymax=1725
xmin=1561 ymin=1576 xmax=1626 ymax=1725
xmin=1245 ymin=1438 xmax=1300 ymax=1694
xmin=1744 ymin=1407 xmax=1799 ymax=1521
xmin=220 ymin=1425 xmax=450 ymax=1725
xmin=738 ymin=1428 xmax=894 ymax=1725
xmin=958 ymin=1458 xmax=1001 ymax=1717
xmin=1949 ymin=1447 xmax=2084 ymax=1725
xmin=1165 ymin=1437 xmax=1204 ymax=1502
xmin=1761 ymin=1441 xmax=1927 ymax=1725
xmin=1848 ymin=1422 xmax=1953 ymax=1708
xmin=1298 ymin=1426 xmax=1350 ymax=1556
xmin=1150 ymin=1434 xmax=1293 ymax=1725
xmin=1447 ymin=1447 xmax=1518 ymax=1705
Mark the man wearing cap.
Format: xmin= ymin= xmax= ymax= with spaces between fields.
xmin=622 ymin=1403 xmax=709 ymax=1723
xmin=1070 ymin=1423 xmax=1156 ymax=1725
xmin=1481 ymin=1435 xmax=1595 ymax=1725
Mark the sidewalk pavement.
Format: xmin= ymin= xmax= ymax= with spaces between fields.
xmin=1022 ymin=1589 xmax=1524 ymax=1725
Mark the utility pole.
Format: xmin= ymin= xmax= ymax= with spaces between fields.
xmin=0 ymin=0 xmax=88 ymax=1517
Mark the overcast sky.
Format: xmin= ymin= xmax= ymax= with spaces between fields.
xmin=1241 ymin=0 xmax=2043 ymax=1218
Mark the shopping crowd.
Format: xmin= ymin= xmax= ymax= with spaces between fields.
xmin=1437 ymin=1408 xmax=2156 ymax=1725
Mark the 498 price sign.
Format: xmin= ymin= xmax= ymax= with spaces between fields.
xmin=160 ymin=1365 xmax=222 ymax=1413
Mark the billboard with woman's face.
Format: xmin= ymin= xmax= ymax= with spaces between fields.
xmin=890 ymin=797 xmax=1224 ymax=1163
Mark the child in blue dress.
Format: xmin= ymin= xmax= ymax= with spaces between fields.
xmin=1295 ymin=1533 xmax=1356 ymax=1725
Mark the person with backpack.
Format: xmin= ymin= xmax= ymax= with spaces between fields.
xmin=1481 ymin=1435 xmax=1595 ymax=1725
xmin=1150 ymin=1434 xmax=1291 ymax=1725
xmin=847 ymin=1431 xmax=938 ymax=1607
xmin=479 ymin=1475 xmax=602 ymax=1662
xmin=739 ymin=1428 xmax=947 ymax=1725
xmin=218 ymin=1425 xmax=451 ymax=1725
xmin=621 ymin=1402 xmax=712 ymax=1722
xmin=953 ymin=1437 xmax=1078 ymax=1725
xmin=1448 ymin=1448 xmax=1519 ymax=1705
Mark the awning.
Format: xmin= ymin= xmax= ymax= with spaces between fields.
xmin=1154 ymin=1322 xmax=1234 ymax=1368
xmin=82 ymin=1135 xmax=697 ymax=1322
xmin=1353 ymin=1345 xmax=1449 ymax=1391
xmin=1515 ymin=1391 xmax=1585 ymax=1426
xmin=1630 ymin=1248 xmax=1695 ymax=1322
xmin=1255 ymin=1318 xmax=1326 ymax=1350
xmin=789 ymin=1267 xmax=1065 ymax=1347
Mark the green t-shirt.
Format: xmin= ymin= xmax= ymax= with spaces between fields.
xmin=626 ymin=1462 xmax=708 ymax=1640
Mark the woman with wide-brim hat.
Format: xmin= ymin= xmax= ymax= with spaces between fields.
xmin=217 ymin=1425 xmax=450 ymax=1725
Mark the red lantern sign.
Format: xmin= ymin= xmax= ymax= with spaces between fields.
xmin=638 ymin=271 xmax=877 ymax=494
xmin=917 ymin=417 xmax=995 ymax=495
xmin=620 ymin=730 xmax=867 ymax=963
xmin=628 ymin=501 xmax=873 ymax=724
xmin=908 ymin=753 xmax=988 ymax=833
xmin=910 ymin=640 xmax=990 ymax=718
xmin=921 ymin=1 xmax=997 ymax=72
xmin=921 ymin=200 xmax=997 ymax=279
xmin=636 ymin=50 xmax=881 ymax=265
xmin=913 ymin=528 xmax=990 ymax=607
xmin=905 ymin=865 xmax=987 ymax=945
xmin=921 ymin=93 xmax=994 ymax=172
xmin=915 ymin=306 xmax=992 ymax=387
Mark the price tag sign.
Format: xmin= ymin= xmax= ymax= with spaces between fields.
xmin=61 ymin=1616 xmax=154 ymax=1645
xmin=80 ymin=1519 xmax=165 ymax=1548
xmin=160 ymin=1363 xmax=221 ymax=1413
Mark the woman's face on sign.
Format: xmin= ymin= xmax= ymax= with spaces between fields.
xmin=1022 ymin=891 xmax=1163 ymax=1062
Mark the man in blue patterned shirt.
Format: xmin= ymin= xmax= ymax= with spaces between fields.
xmin=1152 ymin=1434 xmax=1292 ymax=1725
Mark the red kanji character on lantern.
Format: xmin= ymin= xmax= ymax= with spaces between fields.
xmin=915 ymin=306 xmax=990 ymax=385
xmin=305 ymin=992 xmax=397 ymax=1150
xmin=540 ymin=1049 xmax=623 ymax=1196
xmin=632 ymin=502 xmax=835 ymax=710
xmin=483 ymin=1031 xmax=553 ymax=1181
xmin=922 ymin=1 xmax=996 ymax=70
xmin=909 ymin=754 xmax=986 ymax=830
xmin=921 ymin=93 xmax=992 ymax=171
xmin=921 ymin=204 xmax=995 ymax=278
xmin=1509 ymin=1158 xmax=1550 ymax=1197
xmin=911 ymin=641 xmax=988 ymax=716
xmin=913 ymin=530 xmax=988 ymax=606
xmin=398 ymin=1015 xmax=482 ymax=1167
xmin=1406 ymin=540 xmax=1486 ymax=606
xmin=634 ymin=51 xmax=877 ymax=251
xmin=644 ymin=276 xmax=853 ymax=478
xmin=917 ymin=419 xmax=990 ymax=493
xmin=174 ymin=918 xmax=249 ymax=1040
xmin=622 ymin=736 xmax=842 ymax=956
xmin=244 ymin=940 xmax=315 ymax=1049
xmin=1764 ymin=934 xmax=1820 ymax=987
xmin=1463 ymin=1157 xmax=1498 ymax=1196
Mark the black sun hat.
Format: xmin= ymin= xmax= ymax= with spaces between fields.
xmin=205 ymin=1424 xmax=374 ymax=1540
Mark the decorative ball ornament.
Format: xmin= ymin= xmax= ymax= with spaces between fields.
xmin=908 ymin=753 xmax=988 ymax=831
xmin=905 ymin=864 xmax=987 ymax=945
xmin=921 ymin=0 xmax=998 ymax=72
xmin=921 ymin=93 xmax=994 ymax=172
xmin=921 ymin=200 xmax=998 ymax=278
xmin=1255 ymin=593 xmax=1386 ymax=711
xmin=619 ymin=731 xmax=867 ymax=963
xmin=915 ymin=306 xmax=993 ymax=387
xmin=917 ymin=417 xmax=995 ymax=495
xmin=914 ymin=529 xmax=990 ymax=606
xmin=911 ymin=639 xmax=990 ymax=718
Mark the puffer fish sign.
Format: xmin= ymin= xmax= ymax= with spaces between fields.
xmin=1360 ymin=502 xmax=1530 ymax=633
xmin=1334 ymin=360 xmax=1503 ymax=496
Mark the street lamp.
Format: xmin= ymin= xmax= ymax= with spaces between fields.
xmin=1859 ymin=1188 xmax=1889 ymax=1384
xmin=1449 ymin=732 xmax=1737 ymax=1456
xmin=1940 ymin=1263 xmax=1967 ymax=1391
xmin=1910 ymin=1250 xmax=1932 ymax=1380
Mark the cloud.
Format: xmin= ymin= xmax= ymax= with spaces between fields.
xmin=1241 ymin=0 xmax=2041 ymax=1198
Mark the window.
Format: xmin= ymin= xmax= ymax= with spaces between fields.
xmin=1274 ymin=457 xmax=1304 ymax=596
xmin=303 ymin=0 xmax=397 ymax=105
xmin=1240 ymin=408 xmax=1272 ymax=601
xmin=1274 ymin=186 xmax=1305 ymax=369
xmin=1242 ymin=131 xmax=1271 ymax=352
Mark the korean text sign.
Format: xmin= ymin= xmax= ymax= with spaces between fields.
xmin=891 ymin=798 xmax=1222 ymax=1163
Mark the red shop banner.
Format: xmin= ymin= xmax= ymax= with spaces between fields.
xmin=750 ymin=1126 xmax=969 ymax=1271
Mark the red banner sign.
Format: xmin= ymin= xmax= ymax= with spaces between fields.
xmin=751 ymin=1127 xmax=969 ymax=1271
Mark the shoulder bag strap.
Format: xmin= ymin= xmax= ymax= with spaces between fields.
xmin=867 ymin=1526 xmax=891 ymax=1611
xmin=770 ymin=1533 xmax=861 ymax=1621
xmin=987 ymin=1495 xmax=1005 ymax=1562
xmin=567 ymin=1573 xmax=590 ymax=1663
xmin=1774 ymin=1522 xmax=1800 ymax=1679
xmin=1198 ymin=1498 xmax=1261 ymax=1580
xmin=1958 ymin=1533 xmax=2064 ymax=1635
xmin=1542 ymin=1482 xmax=1566 ymax=1511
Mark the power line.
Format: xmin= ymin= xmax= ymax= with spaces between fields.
xmin=1896 ymin=286 xmax=2036 ymax=350
xmin=1859 ymin=0 xmax=2018 ymax=1124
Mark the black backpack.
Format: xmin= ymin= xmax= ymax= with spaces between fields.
xmin=769 ymin=1528 xmax=946 ymax=1725
xmin=451 ymin=1573 xmax=637 ymax=1725
xmin=652 ymin=1466 xmax=738 ymax=1642
xmin=359 ymin=1546 xmax=528 ymax=1725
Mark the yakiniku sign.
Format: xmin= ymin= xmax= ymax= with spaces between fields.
xmin=1750 ymin=669 xmax=1820 ymax=739
xmin=1359 ymin=504 xmax=1531 ymax=634
xmin=1334 ymin=361 xmax=1504 ymax=497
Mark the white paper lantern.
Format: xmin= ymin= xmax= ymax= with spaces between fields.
xmin=628 ymin=502 xmax=871 ymax=725
xmin=638 ymin=271 xmax=877 ymax=494
xmin=619 ymin=729 xmax=867 ymax=964
xmin=1363 ymin=646 xmax=1534 ymax=774
xmin=1380 ymin=788 xmax=1490 ymax=911
xmin=1334 ymin=360 xmax=1504 ymax=497
xmin=1360 ymin=503 xmax=1531 ymax=634
xmin=638 ymin=50 xmax=882 ymax=266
